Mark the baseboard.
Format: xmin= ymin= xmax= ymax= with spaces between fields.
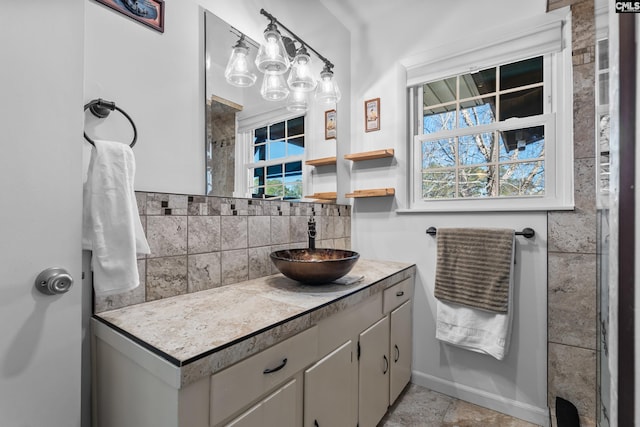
xmin=411 ymin=370 xmax=551 ymax=427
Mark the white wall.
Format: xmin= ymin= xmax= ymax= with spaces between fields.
xmin=322 ymin=0 xmax=551 ymax=424
xmin=85 ymin=0 xmax=350 ymax=197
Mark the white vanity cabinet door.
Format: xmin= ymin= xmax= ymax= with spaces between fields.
xmin=358 ymin=316 xmax=390 ymax=427
xmin=224 ymin=378 xmax=297 ymax=427
xmin=304 ymin=340 xmax=355 ymax=427
xmin=389 ymin=300 xmax=412 ymax=405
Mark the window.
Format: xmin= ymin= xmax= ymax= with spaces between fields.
xmin=596 ymin=37 xmax=610 ymax=203
xmin=417 ymin=57 xmax=550 ymax=200
xmin=404 ymin=9 xmax=572 ymax=212
xmin=247 ymin=115 xmax=305 ymax=199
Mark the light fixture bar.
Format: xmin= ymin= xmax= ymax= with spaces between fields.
xmin=259 ymin=8 xmax=334 ymax=71
xmin=229 ymin=26 xmax=259 ymax=49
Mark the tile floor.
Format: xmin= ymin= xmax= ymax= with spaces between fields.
xmin=379 ymin=383 xmax=543 ymax=427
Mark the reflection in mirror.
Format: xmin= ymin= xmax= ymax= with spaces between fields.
xmin=204 ymin=10 xmax=338 ymax=201
xmin=205 ymin=11 xmax=258 ymax=198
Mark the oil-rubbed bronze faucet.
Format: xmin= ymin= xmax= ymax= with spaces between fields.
xmin=308 ymin=216 xmax=317 ymax=249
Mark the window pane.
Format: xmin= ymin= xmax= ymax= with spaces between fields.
xmin=284 ymin=162 xmax=302 ymax=199
xmin=422 ymin=170 xmax=456 ymax=199
xmin=599 ymin=113 xmax=610 ymax=152
xmin=284 ymin=161 xmax=302 ymax=176
xmin=254 ymin=144 xmax=266 ymax=162
xmin=598 ymin=39 xmax=609 ymax=70
xmin=253 ymin=167 xmax=264 ymax=187
xmin=424 ymin=106 xmax=456 ymax=133
xmin=599 ymin=72 xmax=609 ymax=105
xmin=255 ymin=127 xmax=267 ymax=143
xmin=266 ymin=164 xmax=282 ymax=180
xmin=600 ymin=153 xmax=610 ymax=193
xmin=499 ymin=87 xmax=543 ymax=121
xmin=459 ymin=67 xmax=496 ymax=98
xmin=500 ymin=57 xmax=543 ymax=90
xmin=499 ymin=161 xmax=544 ymax=196
xmin=422 ymin=139 xmax=455 ymax=168
xmin=287 ymin=116 xmax=304 ymax=136
xmin=287 ymin=137 xmax=304 ymax=156
xmin=459 ymin=97 xmax=496 ymax=128
xmin=285 ymin=183 xmax=302 ymax=199
xmin=269 ymin=140 xmax=286 ymax=160
xmin=499 ymin=126 xmax=544 ymax=160
xmin=269 ymin=121 xmax=285 ymax=140
xmin=458 ymin=166 xmax=494 ymax=197
xmin=423 ymin=77 xmax=456 ymax=106
xmin=458 ymin=133 xmax=494 ymax=166
xmin=265 ymin=184 xmax=283 ymax=197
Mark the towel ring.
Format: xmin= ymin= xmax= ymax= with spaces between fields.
xmin=83 ymin=98 xmax=138 ymax=148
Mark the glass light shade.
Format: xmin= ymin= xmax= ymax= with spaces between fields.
xmin=255 ymin=24 xmax=290 ymax=75
xmin=287 ymin=48 xmax=316 ymax=92
xmin=286 ymin=89 xmax=308 ymax=112
xmin=224 ymin=42 xmax=257 ymax=87
xmin=260 ymin=72 xmax=289 ymax=101
xmin=315 ymin=68 xmax=341 ymax=104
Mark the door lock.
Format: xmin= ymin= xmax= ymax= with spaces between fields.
xmin=35 ymin=267 xmax=73 ymax=295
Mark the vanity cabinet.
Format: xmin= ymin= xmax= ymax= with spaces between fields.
xmin=304 ymin=340 xmax=354 ymax=427
xmin=358 ymin=316 xmax=390 ymax=427
xmin=390 ymin=300 xmax=412 ymax=404
xmin=92 ymin=261 xmax=415 ymax=427
xmin=225 ymin=378 xmax=298 ymax=427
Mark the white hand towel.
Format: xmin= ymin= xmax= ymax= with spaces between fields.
xmin=435 ymin=237 xmax=515 ymax=360
xmin=82 ymin=140 xmax=150 ymax=296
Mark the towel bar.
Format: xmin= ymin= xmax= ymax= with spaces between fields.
xmin=83 ymin=98 xmax=138 ymax=148
xmin=426 ymin=226 xmax=535 ymax=239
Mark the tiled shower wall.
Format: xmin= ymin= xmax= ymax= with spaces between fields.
xmin=94 ymin=192 xmax=351 ymax=313
xmin=546 ymin=0 xmax=597 ymax=426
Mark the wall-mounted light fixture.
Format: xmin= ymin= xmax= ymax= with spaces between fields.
xmin=224 ymin=8 xmax=340 ymax=111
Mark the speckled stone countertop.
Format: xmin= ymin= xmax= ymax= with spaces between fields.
xmin=94 ymin=258 xmax=415 ymax=387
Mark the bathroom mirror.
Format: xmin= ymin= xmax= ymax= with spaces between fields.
xmin=204 ymin=10 xmax=338 ymax=200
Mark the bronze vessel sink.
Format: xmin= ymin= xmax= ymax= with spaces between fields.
xmin=270 ymin=248 xmax=360 ymax=285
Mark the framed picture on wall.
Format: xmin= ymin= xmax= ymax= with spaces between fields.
xmin=94 ymin=0 xmax=165 ymax=33
xmin=325 ymin=109 xmax=337 ymax=140
xmin=365 ymin=98 xmax=380 ymax=132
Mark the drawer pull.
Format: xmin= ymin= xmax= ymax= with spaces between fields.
xmin=396 ymin=291 xmax=404 ymax=297
xmin=314 ymin=420 xmax=319 ymax=427
xmin=263 ymin=358 xmax=288 ymax=374
xmin=394 ymin=345 xmax=400 ymax=363
xmin=383 ymin=355 xmax=389 ymax=374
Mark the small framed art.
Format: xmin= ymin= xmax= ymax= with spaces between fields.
xmin=325 ymin=109 xmax=337 ymax=140
xmin=95 ymin=0 xmax=165 ymax=33
xmin=365 ymin=98 xmax=380 ymax=132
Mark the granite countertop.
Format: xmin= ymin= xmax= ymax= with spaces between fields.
xmin=94 ymin=258 xmax=415 ymax=387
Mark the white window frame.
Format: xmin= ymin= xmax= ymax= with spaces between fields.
xmin=401 ymin=7 xmax=574 ymax=212
xmin=235 ymin=108 xmax=307 ymax=199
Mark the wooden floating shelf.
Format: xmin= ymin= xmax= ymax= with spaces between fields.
xmin=304 ymin=192 xmax=337 ymax=201
xmin=344 ymin=148 xmax=394 ymax=162
xmin=345 ymin=188 xmax=395 ymax=198
xmin=305 ymin=156 xmax=337 ymax=166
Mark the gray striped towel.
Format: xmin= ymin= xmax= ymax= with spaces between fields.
xmin=434 ymin=228 xmax=515 ymax=313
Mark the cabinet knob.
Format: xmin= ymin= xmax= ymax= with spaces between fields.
xmin=382 ymin=355 xmax=389 ymax=374
xmin=314 ymin=420 xmax=319 ymax=427
xmin=394 ymin=345 xmax=400 ymax=363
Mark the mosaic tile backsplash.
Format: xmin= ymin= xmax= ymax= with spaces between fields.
xmin=94 ymin=192 xmax=351 ymax=313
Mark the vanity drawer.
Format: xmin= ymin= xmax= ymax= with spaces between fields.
xmin=210 ymin=326 xmax=318 ymax=426
xmin=383 ymin=278 xmax=413 ymax=314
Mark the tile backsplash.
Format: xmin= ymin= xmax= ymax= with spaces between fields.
xmin=94 ymin=192 xmax=351 ymax=313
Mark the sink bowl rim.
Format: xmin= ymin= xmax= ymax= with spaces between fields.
xmin=270 ymin=248 xmax=360 ymax=263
